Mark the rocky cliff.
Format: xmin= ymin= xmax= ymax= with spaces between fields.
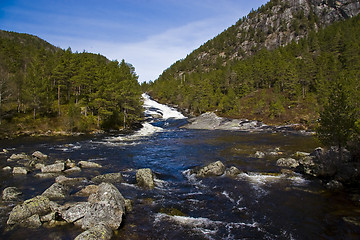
xmin=174 ymin=0 xmax=360 ymax=74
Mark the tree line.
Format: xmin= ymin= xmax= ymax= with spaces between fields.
xmin=0 ymin=31 xmax=143 ymax=134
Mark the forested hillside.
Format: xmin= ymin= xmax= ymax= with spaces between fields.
xmin=0 ymin=30 xmax=143 ymax=137
xmin=146 ymin=0 xmax=360 ymax=126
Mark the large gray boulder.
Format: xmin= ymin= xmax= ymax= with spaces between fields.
xmin=81 ymin=182 xmax=126 ymax=230
xmin=196 ymin=161 xmax=226 ymax=177
xmin=75 ymin=223 xmax=113 ymax=240
xmin=7 ymin=195 xmax=51 ymax=225
xmin=136 ymin=168 xmax=155 ymax=189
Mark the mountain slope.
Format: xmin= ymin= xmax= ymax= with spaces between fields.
xmin=147 ymin=0 xmax=360 ymax=126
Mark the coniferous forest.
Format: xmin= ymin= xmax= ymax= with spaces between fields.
xmin=146 ymin=14 xmax=360 ymax=129
xmin=0 ymin=30 xmax=143 ymax=137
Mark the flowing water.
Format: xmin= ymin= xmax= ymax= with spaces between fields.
xmin=0 ymin=94 xmax=359 ymax=239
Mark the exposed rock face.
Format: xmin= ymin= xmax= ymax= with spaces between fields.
xmin=196 ymin=161 xmax=226 ymax=177
xmin=81 ymin=183 xmax=126 ymax=230
xmin=136 ymin=168 xmax=155 ymax=189
xmin=7 ymin=195 xmax=51 ymax=225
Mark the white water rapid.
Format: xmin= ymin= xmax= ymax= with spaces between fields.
xmin=142 ymin=93 xmax=186 ymax=120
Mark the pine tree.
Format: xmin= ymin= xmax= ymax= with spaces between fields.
xmin=316 ymin=81 xmax=357 ymax=161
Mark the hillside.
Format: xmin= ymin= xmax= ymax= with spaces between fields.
xmin=147 ymin=0 xmax=360 ymax=126
xmin=0 ymin=30 xmax=143 ymax=138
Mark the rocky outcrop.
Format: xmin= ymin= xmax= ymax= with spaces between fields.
xmin=136 ymin=168 xmax=155 ymax=189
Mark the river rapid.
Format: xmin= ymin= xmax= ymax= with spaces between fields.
xmin=0 ymin=94 xmax=359 ymax=239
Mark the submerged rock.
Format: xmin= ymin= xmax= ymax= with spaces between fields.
xmin=7 ymin=195 xmax=51 ymax=225
xmin=196 ymin=161 xmax=226 ymax=177
xmin=136 ymin=168 xmax=155 ymax=189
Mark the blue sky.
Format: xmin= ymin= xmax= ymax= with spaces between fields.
xmin=1 ymin=0 xmax=268 ymax=82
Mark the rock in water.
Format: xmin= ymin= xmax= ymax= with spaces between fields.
xmin=2 ymin=187 xmax=22 ymax=201
xmin=7 ymin=195 xmax=51 ymax=225
xmin=225 ymin=166 xmax=242 ymax=177
xmin=32 ymin=151 xmax=48 ymax=160
xmin=136 ymin=168 xmax=155 ymax=189
xmin=91 ymin=173 xmax=124 ymax=184
xmin=276 ymin=158 xmax=299 ymax=168
xmin=78 ymin=161 xmax=102 ymax=168
xmin=61 ymin=202 xmax=91 ymax=223
xmin=196 ymin=161 xmax=226 ymax=177
xmin=81 ymin=183 xmax=125 ymax=230
xmin=12 ymin=167 xmax=29 ymax=174
xmin=75 ymin=223 xmax=113 ymax=240
xmin=41 ymin=163 xmax=65 ymax=173
xmin=42 ymin=183 xmax=70 ymax=200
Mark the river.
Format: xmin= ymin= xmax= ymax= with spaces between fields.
xmin=0 ymin=94 xmax=359 ymax=239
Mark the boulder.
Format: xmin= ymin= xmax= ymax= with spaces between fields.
xmin=92 ymin=173 xmax=124 ymax=184
xmin=12 ymin=166 xmax=29 ymax=174
xmin=75 ymin=223 xmax=113 ymax=240
xmin=42 ymin=183 xmax=70 ymax=200
xmin=55 ymin=175 xmax=86 ymax=186
xmin=61 ymin=202 xmax=90 ymax=223
xmin=32 ymin=151 xmax=48 ymax=160
xmin=81 ymin=183 xmax=126 ymax=230
xmin=2 ymin=166 xmax=11 ymax=171
xmin=79 ymin=161 xmax=102 ymax=168
xmin=19 ymin=214 xmax=42 ymax=228
xmin=74 ymin=185 xmax=99 ymax=197
xmin=136 ymin=168 xmax=155 ymax=189
xmin=35 ymin=173 xmax=60 ymax=179
xmin=65 ymin=159 xmax=76 ymax=169
xmin=7 ymin=195 xmax=51 ymax=225
xmin=225 ymin=166 xmax=242 ymax=177
xmin=2 ymin=187 xmax=22 ymax=201
xmin=41 ymin=163 xmax=65 ymax=173
xmin=276 ymin=158 xmax=299 ymax=168
xmin=196 ymin=161 xmax=226 ymax=177
xmin=64 ymin=166 xmax=82 ymax=173
xmin=8 ymin=153 xmax=29 ymax=161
